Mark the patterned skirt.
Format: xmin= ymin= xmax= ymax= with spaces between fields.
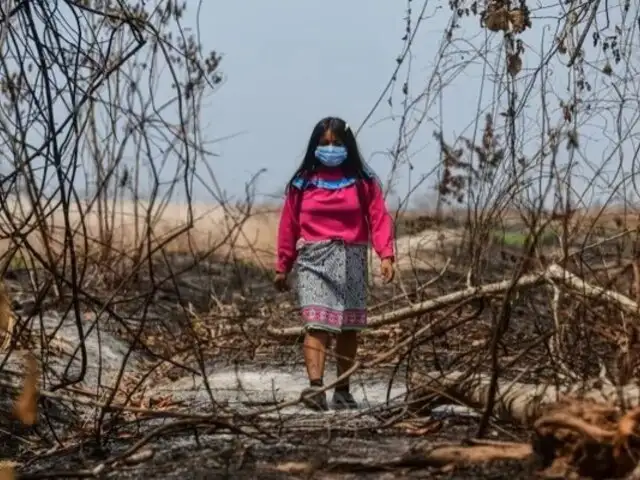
xmin=296 ymin=239 xmax=368 ymax=333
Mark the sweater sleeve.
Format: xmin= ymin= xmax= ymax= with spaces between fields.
xmin=276 ymin=187 xmax=301 ymax=273
xmin=365 ymin=179 xmax=395 ymax=260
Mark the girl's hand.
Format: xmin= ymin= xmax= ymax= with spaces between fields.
xmin=380 ymin=258 xmax=395 ymax=283
xmin=274 ymin=272 xmax=289 ymax=292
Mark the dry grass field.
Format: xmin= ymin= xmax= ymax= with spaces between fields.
xmin=0 ymin=197 xmax=284 ymax=270
xmin=1 ymin=195 xmax=638 ymax=274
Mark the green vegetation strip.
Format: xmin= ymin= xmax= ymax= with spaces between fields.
xmin=492 ymin=229 xmax=557 ymax=247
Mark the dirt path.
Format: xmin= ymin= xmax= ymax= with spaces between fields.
xmin=3 ymin=254 xmax=534 ymax=479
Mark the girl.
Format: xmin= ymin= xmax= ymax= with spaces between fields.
xmin=274 ymin=116 xmax=395 ymax=411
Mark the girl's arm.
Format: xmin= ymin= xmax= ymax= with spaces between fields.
xmin=365 ymin=179 xmax=395 ymax=260
xmin=276 ymin=187 xmax=301 ymax=273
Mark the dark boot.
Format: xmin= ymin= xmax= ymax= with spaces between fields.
xmin=300 ymin=386 xmax=328 ymax=411
xmin=332 ymin=389 xmax=358 ymax=410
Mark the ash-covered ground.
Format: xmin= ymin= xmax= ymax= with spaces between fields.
xmin=0 ymin=239 xmax=617 ymax=479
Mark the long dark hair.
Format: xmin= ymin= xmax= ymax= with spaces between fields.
xmin=287 ymin=116 xmax=371 ymax=190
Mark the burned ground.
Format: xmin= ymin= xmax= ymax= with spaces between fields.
xmin=0 ymin=222 xmax=639 ymax=479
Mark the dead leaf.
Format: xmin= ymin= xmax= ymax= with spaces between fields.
xmin=395 ymin=419 xmax=442 ymax=436
xmin=484 ymin=7 xmax=509 ymax=32
xmin=0 ymin=461 xmax=16 ymax=480
xmin=274 ymin=462 xmax=314 ymax=474
xmin=507 ymin=53 xmax=522 ymax=76
xmin=0 ymin=281 xmax=14 ymax=351
xmin=421 ymin=443 xmax=533 ymax=466
xmin=13 ymin=353 xmax=39 ymax=425
xmin=557 ymin=37 xmax=567 ymax=54
xmin=149 ymin=395 xmax=175 ymax=409
xmin=508 ymin=9 xmax=526 ymax=33
xmin=123 ymin=449 xmax=155 ymax=465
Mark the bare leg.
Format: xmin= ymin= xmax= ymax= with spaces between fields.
xmin=335 ymin=330 xmax=358 ymax=390
xmin=303 ymin=330 xmax=330 ymax=383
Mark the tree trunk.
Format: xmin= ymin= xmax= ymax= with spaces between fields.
xmin=409 ymin=370 xmax=640 ymax=426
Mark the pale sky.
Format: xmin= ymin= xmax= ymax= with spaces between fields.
xmin=189 ymin=0 xmax=640 ymax=210
xmin=9 ymin=1 xmax=637 ymax=212
xmin=197 ymin=0 xmax=433 ymax=204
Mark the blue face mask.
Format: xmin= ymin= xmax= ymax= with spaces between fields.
xmin=315 ymin=145 xmax=347 ymax=167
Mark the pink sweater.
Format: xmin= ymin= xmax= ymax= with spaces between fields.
xmin=276 ymin=168 xmax=395 ymax=273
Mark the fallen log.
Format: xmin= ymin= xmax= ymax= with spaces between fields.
xmin=267 ymin=262 xmax=640 ymax=340
xmin=408 ymin=370 xmax=640 ymax=426
xmin=271 ymin=398 xmax=640 ymax=479
xmin=546 ymin=263 xmax=640 ymax=313
xmin=270 ymin=442 xmax=533 ymax=474
xmin=399 ymin=442 xmax=533 ymax=468
xmin=267 ymin=269 xmax=547 ymax=339
xmin=409 ymin=372 xmax=640 ymax=478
